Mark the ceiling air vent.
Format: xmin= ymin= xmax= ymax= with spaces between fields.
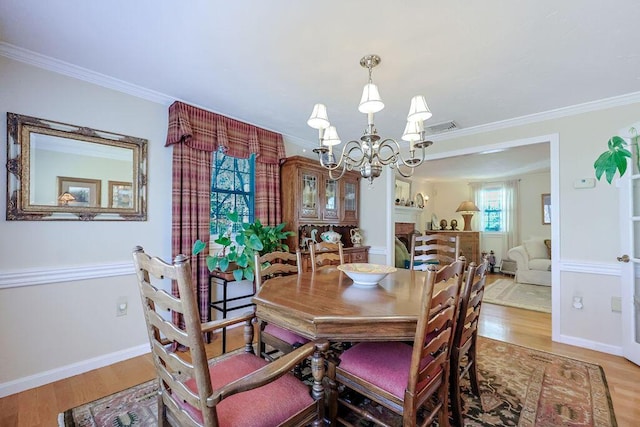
xmin=424 ymin=120 xmax=457 ymax=134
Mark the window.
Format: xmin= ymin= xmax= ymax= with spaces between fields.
xmin=479 ymin=186 xmax=504 ymax=232
xmin=210 ymin=151 xmax=255 ymax=235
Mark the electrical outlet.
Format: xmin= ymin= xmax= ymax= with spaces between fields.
xmin=611 ymin=296 xmax=622 ymax=313
xmin=572 ymin=296 xmax=583 ymax=310
xmin=116 ymin=296 xmax=128 ymax=316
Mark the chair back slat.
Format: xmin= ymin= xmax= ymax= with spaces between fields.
xmin=449 ymin=259 xmax=489 ymax=427
xmin=255 ymin=250 xmax=302 ymax=290
xmin=408 ymin=260 xmax=464 ymax=402
xmin=309 ymin=242 xmax=344 ymax=271
xmin=410 ymin=234 xmax=461 ymax=270
xmin=132 ymin=246 xmax=219 ymax=426
xmin=453 ymin=261 xmax=488 ymax=353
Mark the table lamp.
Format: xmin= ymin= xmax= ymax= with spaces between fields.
xmin=58 ymin=192 xmax=76 ymax=205
xmin=456 ymin=201 xmax=480 ymax=231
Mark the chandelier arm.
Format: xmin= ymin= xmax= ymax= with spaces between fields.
xmin=342 ymin=141 xmax=368 ymax=169
xmin=377 ymin=138 xmax=429 ymax=169
xmin=375 ymin=138 xmax=404 ymax=166
xmin=395 ymin=163 xmax=416 ymax=178
xmin=327 ymin=167 xmax=348 ymax=181
xmin=315 ymin=139 xmax=367 ymax=178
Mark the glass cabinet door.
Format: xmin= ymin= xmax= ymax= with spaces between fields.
xmin=342 ymin=177 xmax=359 ymax=222
xmin=323 ymin=178 xmax=339 ymax=220
xmin=300 ymin=170 xmax=320 ymax=219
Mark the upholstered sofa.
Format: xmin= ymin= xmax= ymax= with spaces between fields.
xmin=507 ymin=238 xmax=551 ymax=286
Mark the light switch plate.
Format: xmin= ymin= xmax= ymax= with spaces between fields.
xmin=574 ymin=178 xmax=596 ymax=189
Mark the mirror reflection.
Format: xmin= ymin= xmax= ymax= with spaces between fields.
xmin=6 ymin=113 xmax=147 ymax=221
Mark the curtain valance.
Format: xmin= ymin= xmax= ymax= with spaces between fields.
xmin=165 ymin=101 xmax=286 ymax=164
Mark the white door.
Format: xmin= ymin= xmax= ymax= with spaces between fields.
xmin=618 ymin=123 xmax=640 ymax=365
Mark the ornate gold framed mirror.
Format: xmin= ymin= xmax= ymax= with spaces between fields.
xmin=6 ymin=113 xmax=148 ymax=221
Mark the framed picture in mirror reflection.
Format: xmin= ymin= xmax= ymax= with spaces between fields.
xmin=57 ymin=176 xmax=101 ymax=207
xmin=109 ymin=181 xmax=134 ymax=209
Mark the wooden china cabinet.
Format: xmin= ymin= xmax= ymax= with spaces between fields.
xmin=281 ymin=156 xmax=369 ymax=271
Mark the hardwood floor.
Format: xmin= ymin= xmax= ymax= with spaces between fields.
xmin=2 ymin=273 xmax=639 ymax=426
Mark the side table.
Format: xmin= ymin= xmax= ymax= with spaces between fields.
xmin=500 ymin=258 xmax=517 ymax=276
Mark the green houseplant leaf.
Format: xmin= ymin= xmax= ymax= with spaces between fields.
xmin=191 ymin=211 xmax=294 ymax=281
xmin=594 ymin=133 xmax=636 ymax=184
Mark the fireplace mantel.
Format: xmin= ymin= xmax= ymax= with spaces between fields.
xmin=394 ymin=206 xmax=422 ymax=224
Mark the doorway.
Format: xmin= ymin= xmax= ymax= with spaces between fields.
xmin=385 ymin=133 xmax=560 ymax=338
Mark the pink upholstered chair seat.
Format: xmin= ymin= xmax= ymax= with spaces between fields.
xmin=264 ymin=324 xmax=309 ymax=345
xmin=176 ymin=353 xmax=313 ymax=426
xmin=339 ymin=342 xmax=437 ymax=399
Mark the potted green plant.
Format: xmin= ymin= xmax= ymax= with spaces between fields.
xmin=594 ymin=127 xmax=639 ymax=183
xmin=192 ymin=211 xmax=294 ymax=281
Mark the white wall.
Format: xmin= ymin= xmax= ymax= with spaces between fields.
xmin=519 ymin=171 xmax=551 ymax=242
xmin=0 ymin=56 xmax=172 ymax=396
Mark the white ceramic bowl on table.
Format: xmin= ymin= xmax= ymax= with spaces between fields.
xmin=337 ymin=263 xmax=397 ymax=287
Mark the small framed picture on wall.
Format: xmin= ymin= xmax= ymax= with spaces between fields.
xmin=541 ymin=193 xmax=551 ymax=224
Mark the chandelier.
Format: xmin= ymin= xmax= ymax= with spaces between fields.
xmin=307 ymin=54 xmax=434 ymax=183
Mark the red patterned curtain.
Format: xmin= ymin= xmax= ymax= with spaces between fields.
xmin=165 ymin=101 xmax=286 ymax=323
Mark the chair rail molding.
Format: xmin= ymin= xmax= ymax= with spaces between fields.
xmin=559 ymin=260 xmax=620 ymax=276
xmin=0 ymin=262 xmax=135 ymax=289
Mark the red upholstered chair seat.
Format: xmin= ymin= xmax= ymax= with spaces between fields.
xmin=338 ymin=342 xmax=437 ymax=399
xmin=264 ymin=324 xmax=309 ymax=346
xmin=176 ymin=353 xmax=313 ymax=426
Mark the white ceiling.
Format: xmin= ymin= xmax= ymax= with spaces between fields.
xmin=1 ymin=1 xmax=638 ymax=180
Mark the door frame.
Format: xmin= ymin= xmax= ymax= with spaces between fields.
xmin=617 ymin=122 xmax=640 ymax=365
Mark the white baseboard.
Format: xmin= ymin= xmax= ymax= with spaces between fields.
xmin=0 ymin=344 xmax=150 ymax=398
xmin=556 ymin=334 xmax=623 ymax=357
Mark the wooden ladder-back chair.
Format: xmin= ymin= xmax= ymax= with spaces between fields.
xmin=328 ymin=260 xmax=465 ymax=427
xmin=309 ymin=241 xmax=345 ymax=272
xmin=254 ymin=250 xmax=309 ymax=362
xmin=409 ymin=233 xmax=460 ymax=270
xmin=132 ymin=246 xmax=328 ymax=427
xmin=450 ymin=258 xmax=489 ymax=427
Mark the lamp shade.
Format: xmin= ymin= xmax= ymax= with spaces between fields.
xmin=358 ymin=83 xmax=384 ymax=114
xmin=401 ymin=120 xmax=423 ymax=142
xmin=407 ymin=95 xmax=432 ymax=122
xmin=456 ymin=201 xmax=480 ymax=213
xmin=322 ymin=126 xmax=341 ymax=146
xmin=58 ymin=192 xmax=76 ymax=205
xmin=307 ymin=103 xmax=330 ymax=129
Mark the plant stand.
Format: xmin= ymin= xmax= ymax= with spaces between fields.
xmin=209 ymin=268 xmax=255 ymax=352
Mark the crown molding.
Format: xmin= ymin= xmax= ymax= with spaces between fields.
xmin=431 ymin=91 xmax=640 ymax=141
xmin=3 ymin=41 xmax=639 ymax=141
xmin=0 ymin=42 xmax=173 ymax=105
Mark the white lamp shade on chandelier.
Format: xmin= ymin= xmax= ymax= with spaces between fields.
xmin=308 ymin=54 xmax=435 ymax=182
xmin=359 ymin=83 xmax=384 ymax=114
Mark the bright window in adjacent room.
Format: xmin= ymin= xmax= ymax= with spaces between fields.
xmin=210 ymin=151 xmax=255 ymax=235
xmin=479 ymin=186 xmax=504 ymax=232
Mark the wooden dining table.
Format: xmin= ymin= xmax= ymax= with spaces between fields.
xmin=252 ymin=267 xmax=429 ymax=342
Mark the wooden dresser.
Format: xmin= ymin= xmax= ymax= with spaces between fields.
xmin=423 ymin=230 xmax=480 ymax=265
xmin=281 ymin=156 xmax=368 ymax=271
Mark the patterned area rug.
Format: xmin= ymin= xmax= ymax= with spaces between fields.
xmin=484 ymin=278 xmax=551 ymax=313
xmin=59 ymin=338 xmax=616 ymax=427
